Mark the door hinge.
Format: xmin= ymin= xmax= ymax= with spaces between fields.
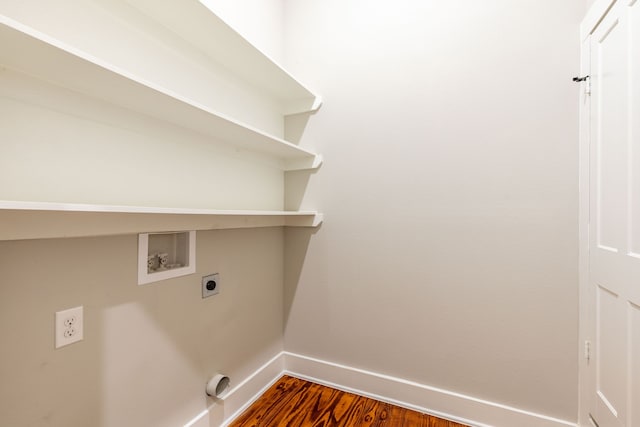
xmin=584 ymin=340 xmax=591 ymax=362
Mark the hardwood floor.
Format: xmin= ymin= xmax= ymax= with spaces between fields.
xmin=229 ymin=375 xmax=469 ymax=427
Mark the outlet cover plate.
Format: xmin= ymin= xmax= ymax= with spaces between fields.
xmin=55 ymin=306 xmax=83 ymax=348
xmin=202 ymin=273 xmax=220 ymax=298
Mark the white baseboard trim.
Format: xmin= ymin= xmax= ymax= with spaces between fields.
xmin=183 ymin=351 xmax=284 ymax=427
xmin=185 ymin=350 xmax=578 ymax=427
xmin=219 ymin=352 xmax=285 ymax=427
xmin=283 ymin=352 xmax=578 ymax=427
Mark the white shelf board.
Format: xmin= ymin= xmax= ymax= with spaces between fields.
xmin=0 ymin=201 xmax=323 ymax=241
xmin=127 ymin=0 xmax=322 ymax=115
xmin=0 ymin=16 xmax=321 ymax=171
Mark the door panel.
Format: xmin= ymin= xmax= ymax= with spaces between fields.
xmin=595 ymin=17 xmax=626 ymax=255
xmin=595 ymin=285 xmax=625 ymax=422
xmin=589 ymin=1 xmax=640 ymax=426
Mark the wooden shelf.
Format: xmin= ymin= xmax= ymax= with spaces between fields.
xmin=0 ymin=16 xmax=322 ymax=171
xmin=0 ymin=201 xmax=323 ymax=241
xmin=128 ymin=0 xmax=322 ymax=115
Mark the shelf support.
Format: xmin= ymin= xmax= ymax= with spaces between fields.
xmin=285 ymin=154 xmax=323 ymax=171
xmin=283 ymin=95 xmax=323 ymax=116
xmin=285 ymin=213 xmax=323 ymax=228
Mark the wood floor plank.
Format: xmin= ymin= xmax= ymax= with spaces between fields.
xmin=352 ymin=396 xmax=378 ymax=426
xmin=230 ymin=376 xmax=307 ymax=426
xmin=229 ymin=376 xmax=469 ymax=427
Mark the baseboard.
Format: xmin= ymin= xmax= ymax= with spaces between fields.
xmin=184 ymin=350 xmax=578 ymax=427
xmin=183 ymin=352 xmax=284 ymax=427
xmin=283 ymin=352 xmax=578 ymax=427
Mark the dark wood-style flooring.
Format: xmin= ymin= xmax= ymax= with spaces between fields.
xmin=229 ymin=375 xmax=469 ymax=427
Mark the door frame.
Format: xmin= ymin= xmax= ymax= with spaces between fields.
xmin=578 ymin=1 xmax=618 ymax=426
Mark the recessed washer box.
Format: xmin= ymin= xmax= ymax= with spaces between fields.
xmin=138 ymin=231 xmax=196 ymax=285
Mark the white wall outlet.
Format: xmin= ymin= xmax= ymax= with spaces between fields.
xmin=55 ymin=306 xmax=83 ymax=348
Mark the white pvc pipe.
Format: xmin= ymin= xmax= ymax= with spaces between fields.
xmin=206 ymin=374 xmax=230 ymax=398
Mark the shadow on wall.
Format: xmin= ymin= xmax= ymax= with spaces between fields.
xmin=283 ymin=110 xmax=324 ymax=329
xmin=285 ymin=108 xmax=321 ymax=210
xmin=285 ymin=110 xmax=312 ymax=145
xmin=283 ymin=225 xmax=322 ymax=327
xmin=285 ymin=167 xmax=320 ymax=213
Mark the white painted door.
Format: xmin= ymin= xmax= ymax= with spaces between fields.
xmin=588 ymin=1 xmax=640 ymax=426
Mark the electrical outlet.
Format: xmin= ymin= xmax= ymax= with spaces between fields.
xmin=55 ymin=306 xmax=83 ymax=348
xmin=202 ymin=273 xmax=220 ymax=298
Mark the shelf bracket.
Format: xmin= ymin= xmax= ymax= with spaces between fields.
xmin=310 ymin=95 xmax=323 ymax=112
xmin=283 ymin=95 xmax=323 ymax=116
xmin=285 ymin=154 xmax=323 ymax=171
xmin=285 ymin=213 xmax=323 ymax=228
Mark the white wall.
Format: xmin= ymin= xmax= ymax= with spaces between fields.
xmin=283 ymin=0 xmax=583 ymax=422
xmin=201 ymin=0 xmax=284 ymax=64
xmin=0 ymin=228 xmax=284 ymax=427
